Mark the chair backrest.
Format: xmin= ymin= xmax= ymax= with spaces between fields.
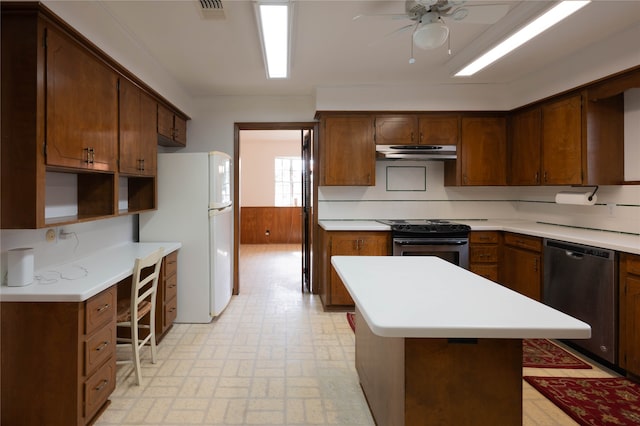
xmin=130 ymin=248 xmax=164 ymax=315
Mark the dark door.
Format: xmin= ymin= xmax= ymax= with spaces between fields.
xmin=301 ymin=130 xmax=312 ymax=292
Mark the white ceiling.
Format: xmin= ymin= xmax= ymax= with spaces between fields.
xmin=97 ymin=0 xmax=640 ymax=98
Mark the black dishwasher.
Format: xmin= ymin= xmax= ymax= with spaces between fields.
xmin=543 ymin=239 xmax=618 ymax=364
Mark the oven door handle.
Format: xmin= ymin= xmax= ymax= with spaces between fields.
xmin=393 ymin=239 xmax=468 ymax=246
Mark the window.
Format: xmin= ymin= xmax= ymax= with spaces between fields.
xmin=275 ymin=156 xmax=302 ymax=206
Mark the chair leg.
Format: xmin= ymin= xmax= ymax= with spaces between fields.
xmin=131 ymin=321 xmax=143 ymax=386
xmin=149 ymin=311 xmax=157 ymax=364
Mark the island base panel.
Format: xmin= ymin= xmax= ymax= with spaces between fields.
xmin=355 ymin=307 xmax=523 ymax=425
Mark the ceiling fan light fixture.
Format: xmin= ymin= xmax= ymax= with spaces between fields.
xmin=413 ymin=21 xmax=449 ymax=50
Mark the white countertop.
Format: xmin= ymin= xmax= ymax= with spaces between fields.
xmin=331 ymin=255 xmax=591 ymax=340
xmin=319 ymin=219 xmax=640 ymax=255
xmin=0 ymin=242 xmax=181 ymax=302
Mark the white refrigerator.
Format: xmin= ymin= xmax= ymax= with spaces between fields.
xmin=140 ymin=151 xmax=232 ymax=323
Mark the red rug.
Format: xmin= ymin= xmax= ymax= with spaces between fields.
xmin=524 ymin=338 xmax=592 ymax=369
xmin=524 ymin=376 xmax=640 ymax=425
xmin=346 ymin=312 xmax=355 ymax=332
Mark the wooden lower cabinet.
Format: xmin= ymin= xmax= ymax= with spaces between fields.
xmin=469 ymin=231 xmax=500 ymax=282
xmin=501 ymin=233 xmax=542 ymax=301
xmin=354 ymin=307 xmax=522 ymax=425
xmin=156 ymin=251 xmax=178 ymax=342
xmin=619 ymin=253 xmax=640 ymax=376
xmin=1 ymin=287 xmax=117 ymax=425
xmin=319 ymin=229 xmax=390 ymax=308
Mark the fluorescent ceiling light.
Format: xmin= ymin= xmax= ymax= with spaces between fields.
xmin=257 ymin=2 xmax=290 ymax=79
xmin=455 ymin=1 xmax=591 ymax=77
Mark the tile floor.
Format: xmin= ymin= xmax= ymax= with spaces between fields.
xmin=97 ymin=244 xmax=619 ymax=425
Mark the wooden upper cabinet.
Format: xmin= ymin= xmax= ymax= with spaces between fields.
xmin=45 ymin=26 xmax=118 ymax=171
xmin=541 ymin=95 xmax=583 ymax=185
xmin=418 ymin=115 xmax=459 ymax=145
xmin=509 ymin=108 xmax=541 ymax=185
xmin=119 ymin=78 xmax=157 ymax=177
xmin=450 ymin=116 xmax=507 ymax=186
xmin=374 ymin=114 xmax=460 ymax=146
xmin=374 ymin=115 xmax=418 ymax=144
xmin=158 ymin=103 xmax=187 ymax=147
xmin=319 ymin=114 xmax=375 ymax=186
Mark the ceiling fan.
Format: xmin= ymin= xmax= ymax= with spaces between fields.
xmin=355 ymin=0 xmax=510 ymax=60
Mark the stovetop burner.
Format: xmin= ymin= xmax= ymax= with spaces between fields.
xmin=377 ymin=219 xmax=471 ymax=236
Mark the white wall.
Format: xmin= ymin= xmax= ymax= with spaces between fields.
xmin=180 ymin=96 xmax=315 ymax=156
xmin=240 ymin=131 xmax=301 ymax=206
xmin=0 ymin=216 xmax=135 ymax=283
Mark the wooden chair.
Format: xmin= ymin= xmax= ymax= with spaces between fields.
xmin=116 ymin=247 xmax=164 ymax=385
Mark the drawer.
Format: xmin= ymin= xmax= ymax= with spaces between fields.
xmin=470 ymin=231 xmax=499 ymax=244
xmin=503 ymin=232 xmax=542 ymax=252
xmin=164 ymin=295 xmax=177 ymax=328
xmin=470 ymin=264 xmax=499 ymax=282
xmin=85 ymin=287 xmax=117 ymax=336
xmin=84 ymin=356 xmax=116 ymax=420
xmin=84 ymin=323 xmax=116 ymax=376
xmin=164 ymin=272 xmax=177 ymax=301
xmin=470 ymin=246 xmax=498 ymax=263
xmin=164 ymin=251 xmax=178 ymax=278
xmin=625 ymin=254 xmax=640 ymax=276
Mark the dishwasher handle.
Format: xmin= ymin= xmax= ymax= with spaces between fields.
xmin=565 ymin=250 xmax=584 ymax=260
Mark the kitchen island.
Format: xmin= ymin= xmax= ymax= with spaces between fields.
xmin=331 ymin=256 xmax=591 ymax=426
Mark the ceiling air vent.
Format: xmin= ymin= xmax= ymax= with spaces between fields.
xmin=198 ymin=0 xmax=225 ymax=19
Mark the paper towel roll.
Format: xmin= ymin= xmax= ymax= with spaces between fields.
xmin=7 ymin=248 xmax=34 ymax=287
xmin=554 ymin=191 xmax=597 ymax=206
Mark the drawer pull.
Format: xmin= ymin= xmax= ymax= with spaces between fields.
xmin=94 ymin=379 xmax=109 ymax=391
xmin=96 ymin=303 xmax=110 ymax=313
xmin=95 ymin=341 xmax=110 ymax=352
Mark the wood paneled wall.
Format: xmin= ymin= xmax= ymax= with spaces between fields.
xmin=241 ymin=207 xmax=302 ymax=244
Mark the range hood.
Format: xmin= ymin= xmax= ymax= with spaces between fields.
xmin=376 ymin=144 xmax=457 ymax=160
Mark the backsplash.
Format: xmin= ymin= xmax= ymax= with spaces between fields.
xmin=318 ymin=161 xmax=640 ymax=235
xmin=0 ymin=216 xmax=136 ymax=284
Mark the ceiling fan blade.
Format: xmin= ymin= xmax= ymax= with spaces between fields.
xmin=450 ymin=4 xmax=510 ymax=24
xmin=367 ymin=23 xmax=417 ymax=47
xmin=384 ymin=23 xmax=417 ymax=38
xmin=353 ymin=13 xmax=412 ymax=21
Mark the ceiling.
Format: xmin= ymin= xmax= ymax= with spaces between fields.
xmin=97 ymin=0 xmax=640 ymax=98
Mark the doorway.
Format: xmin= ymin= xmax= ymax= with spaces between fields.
xmin=233 ymin=122 xmax=317 ymax=296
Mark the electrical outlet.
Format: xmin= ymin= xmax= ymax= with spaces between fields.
xmin=59 ymin=228 xmax=71 ymax=240
xmin=608 ymin=204 xmax=616 ymax=217
xmin=45 ymin=228 xmax=56 ymax=242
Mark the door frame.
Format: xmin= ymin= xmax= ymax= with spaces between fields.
xmin=233 ymin=122 xmax=318 ymax=296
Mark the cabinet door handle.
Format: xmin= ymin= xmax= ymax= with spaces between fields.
xmin=84 ymin=147 xmax=95 ymax=164
xmin=535 ymin=171 xmax=539 ymax=184
xmin=410 ymin=132 xmax=414 ymax=142
xmin=95 ymin=341 xmax=110 ymax=352
xmin=543 ymin=171 xmax=548 ymax=183
xmin=95 ymin=379 xmax=109 ymax=391
xmin=533 ymin=258 xmax=539 ymax=272
xmin=96 ymin=303 xmax=110 ymax=313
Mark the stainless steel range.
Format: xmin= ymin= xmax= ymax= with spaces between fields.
xmin=377 ymin=219 xmax=471 ymax=268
